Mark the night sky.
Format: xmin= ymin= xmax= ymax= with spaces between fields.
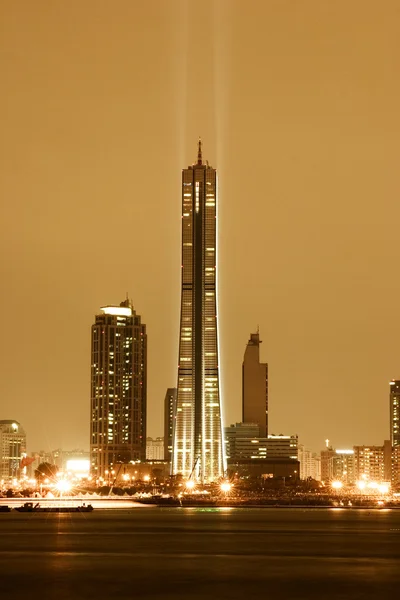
xmin=1 ymin=1 xmax=399 ymax=453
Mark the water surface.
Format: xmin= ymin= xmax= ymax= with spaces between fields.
xmin=1 ymin=507 xmax=399 ymax=599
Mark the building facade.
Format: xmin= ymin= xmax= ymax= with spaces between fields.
xmin=320 ymin=448 xmax=336 ymax=482
xmin=225 ymin=423 xmax=297 ymax=461
xmin=320 ymin=442 xmax=392 ymax=485
xmin=332 ymin=450 xmax=355 ymax=484
xmin=298 ymin=445 xmax=321 ymax=481
xmin=164 ymin=388 xmax=177 ymax=465
xmin=390 ymin=380 xmax=400 ymax=447
xmin=146 ymin=437 xmax=164 ymax=461
xmin=392 ymin=446 xmax=400 ymax=489
xmin=0 ymin=420 xmax=26 ymax=480
xmin=173 ymin=141 xmax=224 ymax=482
xmin=353 ymin=443 xmax=392 ymax=483
xmin=242 ymin=332 xmax=268 ymax=437
xmin=90 ymin=299 xmax=147 ymax=478
xmin=320 ymin=448 xmax=355 ymax=484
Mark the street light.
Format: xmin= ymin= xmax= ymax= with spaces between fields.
xmin=220 ymin=481 xmax=232 ymax=493
xmin=331 ymin=481 xmax=343 ymax=490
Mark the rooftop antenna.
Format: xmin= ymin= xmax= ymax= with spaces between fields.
xmin=197 ymin=137 xmax=202 ymax=165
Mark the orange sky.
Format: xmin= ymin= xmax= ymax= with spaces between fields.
xmin=1 ymin=0 xmax=400 ymax=453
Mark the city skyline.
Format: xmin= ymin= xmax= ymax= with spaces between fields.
xmin=1 ymin=1 xmax=400 ymax=454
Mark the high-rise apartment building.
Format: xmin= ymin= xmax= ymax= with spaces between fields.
xmin=392 ymin=446 xmax=400 ymax=489
xmin=353 ymin=444 xmax=392 ymax=483
xmin=390 ymin=380 xmax=400 ymax=447
xmin=242 ymin=332 xmax=268 ymax=437
xmin=332 ymin=449 xmax=355 ymax=485
xmin=320 ymin=447 xmax=336 ymax=482
xmin=173 ymin=141 xmax=224 ymax=482
xmin=164 ymin=388 xmax=177 ymax=464
xmin=321 ymin=448 xmax=357 ymax=484
xmin=90 ymin=299 xmax=147 ymax=478
xmin=298 ymin=445 xmax=321 ymax=481
xmin=0 ymin=420 xmax=26 ymax=480
xmin=146 ymin=437 xmax=164 ymax=461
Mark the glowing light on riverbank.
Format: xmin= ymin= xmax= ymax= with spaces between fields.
xmin=331 ymin=481 xmax=343 ymax=489
xmin=220 ymin=481 xmax=232 ymax=493
xmin=55 ymin=480 xmax=72 ymax=493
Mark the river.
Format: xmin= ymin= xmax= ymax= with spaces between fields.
xmin=0 ymin=507 xmax=399 ymax=599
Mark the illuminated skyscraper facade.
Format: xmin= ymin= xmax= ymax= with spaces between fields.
xmin=390 ymin=380 xmax=400 ymax=447
xmin=173 ymin=141 xmax=224 ymax=481
xmin=90 ymin=299 xmax=147 ymax=478
xmin=164 ymin=387 xmax=177 ymax=464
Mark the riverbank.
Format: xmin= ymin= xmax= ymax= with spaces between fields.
xmin=138 ymin=496 xmax=400 ymax=509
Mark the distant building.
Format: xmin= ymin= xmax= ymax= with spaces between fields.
xmin=384 ymin=439 xmax=392 ymax=481
xmin=332 ymin=449 xmax=355 ymax=485
xmin=163 ymin=388 xmax=177 ymax=464
xmin=225 ymin=423 xmax=297 ymax=462
xmin=320 ymin=447 xmax=336 ymax=482
xmin=353 ymin=443 xmax=392 ymax=483
xmin=225 ymin=422 xmax=260 ymax=459
xmin=90 ymin=299 xmax=147 ymax=478
xmin=242 ymin=332 xmax=268 ymax=437
xmin=392 ymin=446 xmax=400 ymax=490
xmin=390 ymin=380 xmax=400 ymax=447
xmin=321 ymin=442 xmax=392 ymax=485
xmin=52 ymin=449 xmax=90 ymax=476
xmin=321 ymin=448 xmax=355 ymax=484
xmin=298 ymin=445 xmax=321 ymax=481
xmin=0 ymin=420 xmax=26 ymax=480
xmin=146 ymin=437 xmax=164 ymax=461
xmin=266 ymin=435 xmax=298 ymax=459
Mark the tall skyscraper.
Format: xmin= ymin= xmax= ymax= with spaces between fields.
xmin=242 ymin=331 xmax=268 ymax=437
xmin=164 ymin=387 xmax=177 ymax=464
xmin=172 ymin=141 xmax=224 ymax=482
xmin=390 ymin=380 xmax=400 ymax=447
xmin=90 ymin=299 xmax=147 ymax=478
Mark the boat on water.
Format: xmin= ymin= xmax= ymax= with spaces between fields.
xmin=15 ymin=502 xmax=94 ymax=513
xmin=0 ymin=506 xmax=11 ymax=512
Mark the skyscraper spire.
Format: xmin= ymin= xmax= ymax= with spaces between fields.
xmin=197 ymin=137 xmax=202 ymax=165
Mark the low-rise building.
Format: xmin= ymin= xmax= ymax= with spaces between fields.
xmin=224 ymin=423 xmax=299 ymax=479
xmin=225 ymin=423 xmax=297 ymax=461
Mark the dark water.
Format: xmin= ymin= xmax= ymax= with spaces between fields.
xmin=1 ymin=507 xmax=400 ymax=599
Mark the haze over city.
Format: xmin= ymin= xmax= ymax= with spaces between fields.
xmin=1 ymin=0 xmax=400 ymax=454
